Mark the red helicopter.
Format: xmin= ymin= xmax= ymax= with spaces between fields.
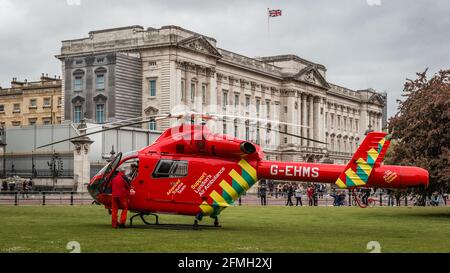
xmin=38 ymin=112 xmax=429 ymax=227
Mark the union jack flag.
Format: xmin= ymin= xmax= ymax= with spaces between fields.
xmin=268 ymin=9 xmax=282 ymax=17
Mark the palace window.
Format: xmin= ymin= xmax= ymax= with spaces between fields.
xmin=256 ymin=127 xmax=260 ymax=145
xmin=266 ymin=100 xmax=270 ymax=118
xmin=256 ymin=99 xmax=260 ymax=115
xmin=181 ymin=79 xmax=185 ymax=100
xmin=148 ymin=119 xmax=157 ymax=131
xmin=43 ymin=118 xmax=52 ymax=125
xmin=0 ymin=105 xmax=4 ymax=113
xmin=148 ymin=61 xmax=157 ymax=70
xmin=149 ymin=79 xmax=156 ymax=97
xmin=202 ymin=84 xmax=207 ymax=104
xmin=96 ymin=104 xmax=105 ymax=123
xmin=28 ymin=118 xmax=37 ymax=126
xmin=96 ymin=74 xmax=105 ymax=90
xmin=74 ymin=105 xmax=82 ymax=123
xmin=355 ymin=119 xmax=359 ymax=132
xmin=245 ymin=126 xmax=249 ymax=141
xmin=234 ymin=94 xmax=239 ymax=108
xmin=330 ymin=114 xmax=334 ymax=129
xmin=234 ymin=122 xmax=238 ymax=138
xmin=43 ymin=98 xmax=51 ymax=107
xmin=30 ymin=99 xmax=37 ymax=108
xmin=222 ymin=122 xmax=227 ymax=134
xmin=222 ymin=91 xmax=228 ymax=109
xmin=58 ymin=97 xmax=62 ymax=106
xmin=12 ymin=121 xmax=21 ymax=127
xmin=265 ymin=128 xmax=271 ymax=145
xmin=13 ymin=104 xmax=20 ymax=113
xmin=245 ymin=96 xmax=250 ymax=113
xmin=190 ymin=82 xmax=196 ymax=102
xmin=74 ymin=76 xmax=83 ymax=91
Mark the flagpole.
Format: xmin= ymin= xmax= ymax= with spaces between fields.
xmin=267 ymin=8 xmax=270 ymax=42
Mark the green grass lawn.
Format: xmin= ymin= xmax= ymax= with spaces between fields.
xmin=0 ymin=205 xmax=449 ymax=253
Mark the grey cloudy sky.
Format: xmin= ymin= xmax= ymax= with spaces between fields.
xmin=0 ymin=0 xmax=449 ymax=117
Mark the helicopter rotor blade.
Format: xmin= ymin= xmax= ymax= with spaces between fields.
xmin=36 ymin=114 xmax=170 ymax=149
xmin=208 ymin=113 xmax=310 ymax=129
xmin=213 ymin=117 xmax=327 ymax=145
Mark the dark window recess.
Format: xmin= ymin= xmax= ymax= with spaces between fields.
xmin=176 ymin=144 xmax=185 ymax=154
xmin=152 ymin=160 xmax=188 ymax=178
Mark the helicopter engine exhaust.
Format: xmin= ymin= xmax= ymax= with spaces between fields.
xmin=240 ymin=141 xmax=256 ymax=154
xmin=204 ymin=139 xmax=256 ymax=157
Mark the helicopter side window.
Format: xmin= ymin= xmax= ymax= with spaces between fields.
xmin=152 ymin=159 xmax=188 ymax=178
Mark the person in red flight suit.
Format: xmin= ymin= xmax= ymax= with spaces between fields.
xmin=111 ymin=167 xmax=132 ymax=228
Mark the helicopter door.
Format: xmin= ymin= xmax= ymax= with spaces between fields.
xmin=148 ymin=159 xmax=189 ymax=202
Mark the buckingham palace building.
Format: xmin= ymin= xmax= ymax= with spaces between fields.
xmin=57 ymin=25 xmax=387 ymax=164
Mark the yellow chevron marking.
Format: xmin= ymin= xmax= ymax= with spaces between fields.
xmin=210 ymin=190 xmax=230 ymax=207
xmin=345 ymin=169 xmax=366 ymax=186
xmin=379 ymin=138 xmax=385 ymax=146
xmin=336 ymin=178 xmax=347 ymax=189
xmin=219 ymin=180 xmax=239 ymax=201
xmin=238 ymin=159 xmax=257 ymax=182
xmin=356 ymin=158 xmax=372 ymax=176
xmin=229 ymin=169 xmax=250 ymax=191
xmin=368 ymin=148 xmax=379 ymax=162
xmin=199 ymin=201 xmax=213 ymax=215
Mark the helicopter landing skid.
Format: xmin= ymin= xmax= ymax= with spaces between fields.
xmin=128 ymin=213 xmax=221 ymax=229
xmin=129 ymin=212 xmax=159 ymax=227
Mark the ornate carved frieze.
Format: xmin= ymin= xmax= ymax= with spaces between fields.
xmin=280 ymin=88 xmax=296 ymax=96
xmin=240 ymin=79 xmax=249 ymax=87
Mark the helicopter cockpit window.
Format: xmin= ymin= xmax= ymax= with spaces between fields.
xmin=152 ymin=160 xmax=188 ymax=178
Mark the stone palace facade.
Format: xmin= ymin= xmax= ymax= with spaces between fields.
xmin=57 ymin=25 xmax=387 ymax=164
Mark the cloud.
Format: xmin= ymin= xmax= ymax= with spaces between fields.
xmin=0 ymin=0 xmax=449 ymax=117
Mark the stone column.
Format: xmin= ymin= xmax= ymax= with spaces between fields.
xmin=301 ymin=93 xmax=308 ymax=146
xmin=320 ymin=98 xmax=326 ymax=144
xmin=359 ymin=104 xmax=368 ymax=136
xmin=71 ymin=122 xmax=94 ymax=193
xmin=313 ymin=96 xmax=320 ymax=147
xmin=308 ymin=95 xmax=314 ymax=147
xmin=287 ymin=94 xmax=296 ymax=145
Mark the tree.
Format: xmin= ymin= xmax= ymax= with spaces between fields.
xmin=387 ymin=69 xmax=450 ymax=195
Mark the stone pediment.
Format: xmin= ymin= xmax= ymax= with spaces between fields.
xmin=93 ymin=93 xmax=107 ymax=102
xmin=294 ymin=66 xmax=330 ymax=89
xmin=144 ymin=106 xmax=159 ymax=115
xmin=368 ymin=93 xmax=385 ymax=105
xmin=178 ymin=36 xmax=222 ymax=58
xmin=71 ymin=95 xmax=85 ymax=103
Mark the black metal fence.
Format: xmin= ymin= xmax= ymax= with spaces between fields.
xmin=0 ymin=191 xmax=94 ymax=206
xmin=0 ymin=190 xmax=446 ymax=207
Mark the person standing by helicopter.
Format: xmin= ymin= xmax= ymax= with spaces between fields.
xmin=111 ymin=167 xmax=132 ymax=228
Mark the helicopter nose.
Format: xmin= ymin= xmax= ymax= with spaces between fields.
xmin=87 ymin=175 xmax=102 ymax=201
xmin=401 ymin=167 xmax=429 ymax=189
